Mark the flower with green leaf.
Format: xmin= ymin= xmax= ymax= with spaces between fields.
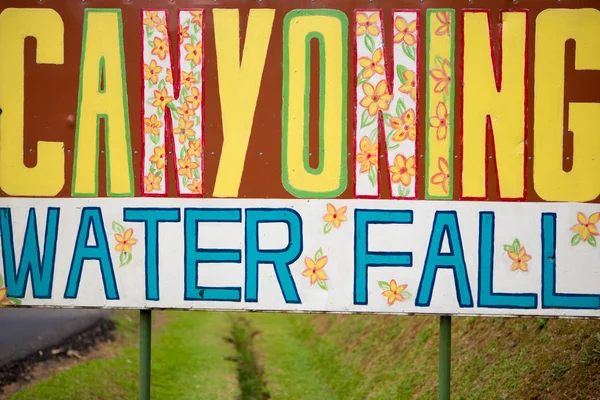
xmin=323 ymin=204 xmax=348 ymax=234
xmin=379 ymin=280 xmax=411 ymax=306
xmin=571 ymin=212 xmax=600 ymax=247
xmin=112 ymin=222 xmax=137 ymax=267
xmin=0 ymin=275 xmax=21 ymax=306
xmin=302 ymin=248 xmax=328 ymax=291
xmin=504 ymin=238 xmax=531 ymax=272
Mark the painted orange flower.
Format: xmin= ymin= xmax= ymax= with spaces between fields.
xmin=115 ymin=228 xmax=138 ymax=253
xmin=173 ymin=118 xmax=195 ymax=144
xmin=356 ymin=12 xmax=380 ymax=36
xmin=178 ymin=155 xmax=199 ymax=179
xmin=187 ymin=178 xmax=202 ymax=194
xmin=394 ymin=16 xmax=417 ymax=45
xmin=430 ymin=157 xmax=450 ymax=194
xmin=156 ymin=17 xmax=168 ymax=36
xmin=358 ymin=48 xmax=384 ymax=79
xmin=166 ymin=68 xmax=173 ymax=84
xmin=356 ymin=136 xmax=378 ymax=173
xmin=144 ymin=114 xmax=163 ymax=135
xmin=177 ymin=102 xmax=195 ymax=121
xmin=571 ymin=212 xmax=600 ymax=242
xmin=430 ymin=101 xmax=449 ymax=141
xmin=390 ymin=155 xmax=416 ymax=187
xmin=144 ymin=172 xmax=162 ymax=192
xmin=382 ymin=280 xmax=408 ymax=305
xmin=143 ymin=11 xmax=161 ymax=29
xmin=149 ymin=145 xmax=166 ymax=170
xmin=360 ymin=81 xmax=392 ymax=117
xmin=435 ymin=12 xmax=451 ymax=36
xmin=302 ymin=256 xmax=328 ymax=285
xmin=323 ymin=204 xmax=348 ymax=228
xmin=191 ymin=11 xmax=203 ymax=26
xmin=0 ymin=288 xmax=14 ymax=306
xmin=144 ymin=60 xmax=162 ymax=84
xmin=151 ymin=37 xmax=169 ymax=60
xmin=390 ymin=109 xmax=416 ymax=142
xmin=179 ymin=25 xmax=190 ymax=42
xmin=398 ymin=70 xmax=417 ymax=101
xmin=180 ymin=71 xmax=197 ymax=90
xmin=185 ymin=87 xmax=202 ymax=109
xmin=430 ymin=59 xmax=451 ymax=95
xmin=187 ymin=140 xmax=202 ymax=158
xmin=152 ymin=88 xmax=173 ymax=110
xmin=508 ymin=246 xmax=531 ymax=272
xmin=184 ymin=42 xmax=203 ymax=66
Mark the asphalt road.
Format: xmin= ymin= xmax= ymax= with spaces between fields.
xmin=0 ymin=308 xmax=111 ymax=366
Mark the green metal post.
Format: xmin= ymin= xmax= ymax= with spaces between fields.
xmin=439 ymin=315 xmax=451 ymax=400
xmin=140 ymin=309 xmax=152 ymax=400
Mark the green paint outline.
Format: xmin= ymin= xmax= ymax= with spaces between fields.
xmin=98 ymin=56 xmax=106 ymax=93
xmin=281 ymin=9 xmax=348 ymax=199
xmin=425 ymin=9 xmax=455 ymax=200
xmin=72 ymin=8 xmax=134 ymax=197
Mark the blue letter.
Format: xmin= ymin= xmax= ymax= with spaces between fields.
xmin=124 ymin=208 xmax=180 ymax=301
xmin=354 ymin=209 xmax=413 ymax=305
xmin=245 ymin=208 xmax=302 ymax=304
xmin=478 ymin=212 xmax=537 ymax=309
xmin=184 ymin=208 xmax=241 ymax=302
xmin=416 ymin=211 xmax=473 ymax=307
xmin=65 ymin=207 xmax=119 ymax=299
xmin=542 ymin=213 xmax=600 ymax=309
xmin=0 ymin=207 xmax=60 ymax=298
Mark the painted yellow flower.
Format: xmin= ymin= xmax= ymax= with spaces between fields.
xmin=382 ymin=280 xmax=408 ymax=305
xmin=185 ymin=87 xmax=202 ymax=110
xmin=177 ymin=102 xmax=195 ymax=121
xmin=144 ymin=114 xmax=163 ymax=135
xmin=430 ymin=59 xmax=452 ymax=95
xmin=156 ymin=17 xmax=168 ymax=36
xmin=430 ymin=101 xmax=449 ymax=141
xmin=356 ymin=136 xmax=378 ymax=173
xmin=0 ymin=288 xmax=13 ymax=306
xmin=323 ymin=204 xmax=348 ymax=228
xmin=302 ymin=256 xmax=328 ymax=285
xmin=166 ymin=68 xmax=173 ymax=84
xmin=152 ymin=88 xmax=173 ymax=110
xmin=394 ymin=16 xmax=417 ymax=45
xmin=191 ymin=11 xmax=203 ymax=26
xmin=430 ymin=157 xmax=450 ymax=194
xmin=571 ymin=212 xmax=600 ymax=242
xmin=390 ymin=109 xmax=416 ymax=142
xmin=115 ymin=228 xmax=138 ymax=253
xmin=398 ymin=70 xmax=417 ymax=101
xmin=187 ymin=140 xmax=202 ymax=158
xmin=143 ymin=11 xmax=161 ymax=29
xmin=178 ymin=155 xmax=199 ymax=179
xmin=187 ymin=178 xmax=202 ymax=194
xmin=360 ymin=81 xmax=392 ymax=117
xmin=149 ymin=145 xmax=166 ymax=170
xmin=179 ymin=25 xmax=190 ymax=42
xmin=358 ymin=48 xmax=384 ymax=79
xmin=144 ymin=172 xmax=162 ymax=192
xmin=508 ymin=246 xmax=532 ymax=272
xmin=151 ymin=37 xmax=169 ymax=60
xmin=184 ymin=42 xmax=203 ymax=66
xmin=144 ymin=60 xmax=162 ymax=84
xmin=173 ymin=118 xmax=195 ymax=144
xmin=180 ymin=71 xmax=197 ymax=90
xmin=390 ymin=155 xmax=416 ymax=187
xmin=356 ymin=12 xmax=380 ymax=36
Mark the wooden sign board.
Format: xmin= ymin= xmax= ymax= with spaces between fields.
xmin=0 ymin=0 xmax=599 ymax=317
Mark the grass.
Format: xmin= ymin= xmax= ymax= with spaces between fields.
xmin=10 ymin=311 xmax=600 ymax=399
xmin=11 ymin=311 xmax=239 ymax=400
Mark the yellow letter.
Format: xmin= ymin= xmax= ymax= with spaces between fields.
xmin=0 ymin=8 xmax=64 ymax=196
xmin=282 ymin=10 xmax=348 ymax=198
xmin=462 ymin=11 xmax=527 ymax=199
xmin=534 ymin=9 xmax=600 ymax=202
xmin=72 ymin=9 xmax=133 ymax=197
xmin=212 ymin=9 xmax=275 ymax=198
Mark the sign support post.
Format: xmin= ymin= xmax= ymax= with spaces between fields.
xmin=140 ymin=309 xmax=152 ymax=400
xmin=439 ymin=315 xmax=451 ymax=400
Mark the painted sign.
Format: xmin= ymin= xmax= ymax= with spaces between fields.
xmin=0 ymin=0 xmax=599 ymax=317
